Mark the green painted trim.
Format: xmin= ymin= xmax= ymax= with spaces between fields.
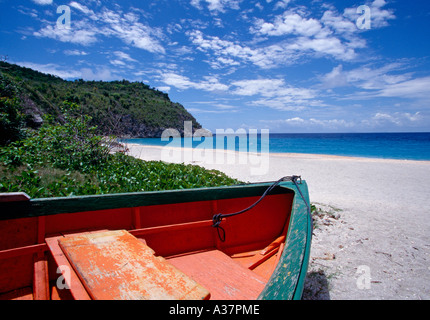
xmin=0 ymin=183 xmax=294 ymax=221
xmin=258 ymin=181 xmax=312 ymax=300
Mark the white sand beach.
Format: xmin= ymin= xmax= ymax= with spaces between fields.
xmin=126 ymin=143 xmax=430 ymax=300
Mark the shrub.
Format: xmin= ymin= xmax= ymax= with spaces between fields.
xmin=0 ymin=74 xmax=25 ymax=145
xmin=0 ymin=101 xmax=241 ymax=198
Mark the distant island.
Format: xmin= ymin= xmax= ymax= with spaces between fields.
xmin=0 ymin=61 xmax=201 ymax=138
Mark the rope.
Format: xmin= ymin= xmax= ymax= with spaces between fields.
xmin=212 ymin=176 xmax=304 ymax=242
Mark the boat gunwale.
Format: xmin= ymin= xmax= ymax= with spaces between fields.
xmin=0 ymin=183 xmax=294 ymax=221
xmin=258 ymin=181 xmax=312 ymax=300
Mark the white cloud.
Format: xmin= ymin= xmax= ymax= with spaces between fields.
xmin=160 ymin=72 xmax=229 ymax=92
xmin=231 ymin=78 xmax=321 ymax=111
xmin=190 ymin=0 xmax=202 ymax=10
xmin=63 ymin=49 xmax=89 ymax=56
xmin=250 ymin=9 xmax=361 ymax=61
xmin=285 ymin=117 xmax=305 ymax=124
xmin=187 ymin=101 xmax=240 ymax=114
xmin=156 ymin=86 xmax=171 ymax=93
xmin=320 ymin=62 xmax=413 ymax=90
xmin=80 ymin=67 xmax=116 ymax=81
xmin=188 ymin=30 xmax=299 ymax=69
xmin=262 ymin=117 xmax=355 ymax=129
xmin=249 ymin=1 xmax=395 ymax=64
xmin=309 ymin=118 xmax=355 ymax=128
xmin=368 ymin=112 xmax=423 ymax=127
xmin=320 ymin=64 xmax=348 ymax=88
xmin=321 ymin=10 xmax=357 ymax=35
xmin=231 ymin=79 xmax=285 ymax=97
xmin=15 ymin=61 xmax=118 ymax=81
xmin=69 ymin=2 xmax=94 ymax=15
xmin=285 ymin=36 xmax=356 ymax=61
xmin=18 ymin=7 xmax=39 ymax=18
xmin=376 ymin=77 xmax=430 ymax=99
xmin=343 ymin=0 xmax=395 ymax=29
xmin=320 ymin=63 xmax=430 ymax=101
xmin=187 ymin=107 xmax=238 ymax=114
xmin=159 ymin=72 xmax=320 ymax=111
xmin=16 ymin=62 xmax=81 ymax=79
xmin=262 ymin=111 xmax=425 ymax=131
xmin=113 ymin=51 xmax=137 ymax=62
xmin=190 ymin=0 xmax=241 ymax=13
xmin=251 ymin=12 xmax=325 ymax=37
xmin=109 ymin=60 xmax=126 ymax=66
xmin=274 ymin=0 xmax=291 ymax=10
xmin=99 ymin=10 xmax=165 ymax=54
xmin=31 ymin=0 xmax=53 ymax=5
xmin=33 ymin=5 xmax=165 ymax=54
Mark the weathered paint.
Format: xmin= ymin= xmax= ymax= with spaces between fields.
xmin=58 ymin=230 xmax=210 ymax=300
xmin=168 ymin=249 xmax=267 ymax=300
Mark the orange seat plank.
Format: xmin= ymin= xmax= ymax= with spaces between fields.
xmin=45 ymin=237 xmax=91 ymax=300
xmin=58 ymin=230 xmax=210 ymax=300
xmin=168 ymin=250 xmax=267 ymax=300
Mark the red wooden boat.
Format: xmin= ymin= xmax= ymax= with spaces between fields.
xmin=0 ymin=176 xmax=312 ymax=300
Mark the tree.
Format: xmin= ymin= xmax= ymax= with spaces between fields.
xmin=0 ymin=73 xmax=25 ymax=145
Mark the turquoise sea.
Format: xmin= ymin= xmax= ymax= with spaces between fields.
xmin=124 ymin=132 xmax=430 ymax=161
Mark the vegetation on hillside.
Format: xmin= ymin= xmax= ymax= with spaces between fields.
xmin=0 ymin=72 xmax=25 ymax=145
xmin=0 ymin=61 xmax=201 ymax=138
xmin=0 ymin=62 xmax=240 ymax=199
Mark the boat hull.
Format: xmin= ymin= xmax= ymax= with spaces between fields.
xmin=0 ymin=181 xmax=312 ymax=300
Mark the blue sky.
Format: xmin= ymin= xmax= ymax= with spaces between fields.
xmin=1 ymin=0 xmax=430 ymax=133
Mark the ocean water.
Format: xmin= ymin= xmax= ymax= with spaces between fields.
xmin=124 ymin=132 xmax=430 ymax=161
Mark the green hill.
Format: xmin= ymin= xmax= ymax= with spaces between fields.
xmin=0 ymin=61 xmax=201 ymax=138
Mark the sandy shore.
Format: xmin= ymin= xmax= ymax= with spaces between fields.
xmin=126 ymin=143 xmax=430 ymax=300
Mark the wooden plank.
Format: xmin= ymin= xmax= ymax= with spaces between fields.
xmin=0 ymin=193 xmax=30 ymax=203
xmin=45 ymin=237 xmax=91 ymax=300
xmin=129 ymin=219 xmax=214 ymax=237
xmin=33 ymin=253 xmax=49 ymax=300
xmin=247 ymin=247 xmax=280 ymax=270
xmin=58 ymin=230 xmax=211 ymax=300
xmin=168 ymin=250 xmax=267 ymax=300
xmin=0 ymin=244 xmax=47 ymax=260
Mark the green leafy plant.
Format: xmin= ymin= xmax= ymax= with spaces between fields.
xmin=0 ymin=73 xmax=25 ymax=145
xmin=0 ymin=101 xmax=241 ymax=198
